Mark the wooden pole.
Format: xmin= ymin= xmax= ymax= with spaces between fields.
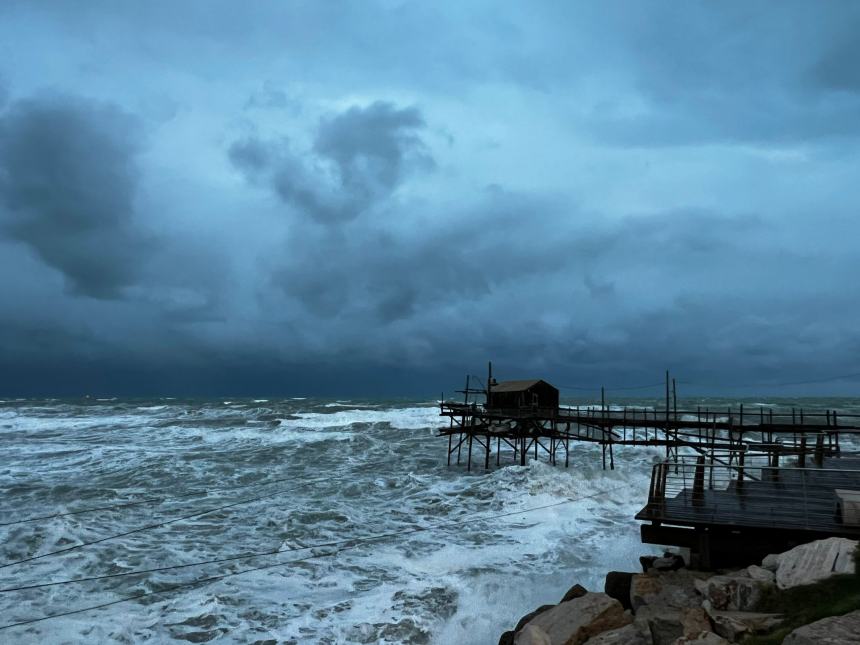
xmin=672 ymin=377 xmax=678 ymax=418
xmin=447 ymin=433 xmax=452 ymax=466
xmin=693 ymin=455 xmax=705 ymax=504
xmin=737 ymin=449 xmax=745 ymax=486
xmin=665 ymin=370 xmax=671 ymax=459
xmin=672 ymin=377 xmax=678 ymax=460
xmin=467 ymin=431 xmax=473 ymax=472
xmin=565 ymin=434 xmax=569 ymax=467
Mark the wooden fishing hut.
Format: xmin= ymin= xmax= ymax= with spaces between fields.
xmin=439 ymin=365 xmax=570 ymax=471
xmin=486 ymin=379 xmax=559 ymax=415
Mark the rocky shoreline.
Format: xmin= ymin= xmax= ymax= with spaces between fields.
xmin=499 ymin=537 xmax=859 ymax=645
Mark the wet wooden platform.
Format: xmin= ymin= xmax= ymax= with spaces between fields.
xmin=636 ymin=454 xmax=860 ymax=566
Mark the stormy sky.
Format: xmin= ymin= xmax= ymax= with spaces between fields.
xmin=1 ymin=1 xmax=859 ymax=397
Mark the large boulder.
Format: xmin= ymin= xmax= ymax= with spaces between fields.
xmin=782 ymin=609 xmax=860 ymax=644
xmin=634 ymin=606 xmax=709 ymax=645
xmin=745 ymin=565 xmax=775 ymax=584
xmin=765 ymin=537 xmax=857 ymax=589
xmin=516 ymin=624 xmax=553 ymax=645
xmin=561 ymin=584 xmax=589 ymax=603
xmin=680 ymin=608 xmax=711 ymax=639
xmin=652 ymin=553 xmax=686 ymax=572
xmin=583 ymin=623 xmax=650 ymax=644
xmin=503 ymin=604 xmax=557 ymax=644
xmin=604 ymin=572 xmax=634 ymax=610
xmin=693 ymin=572 xmax=771 ymax=611
xmin=515 ymin=606 xmax=557 ymax=633
xmin=640 ymin=556 xmax=657 ymax=573
xmin=630 ymin=571 xmax=708 ymax=612
xmin=633 ymin=606 xmax=683 ymax=645
xmin=514 ymin=593 xmax=631 ymax=645
xmin=640 ymin=553 xmax=685 ymax=573
xmin=702 ymin=600 xmax=783 ymax=641
xmin=761 ymin=553 xmax=780 ymax=571
xmin=672 ymin=632 xmax=730 ymax=645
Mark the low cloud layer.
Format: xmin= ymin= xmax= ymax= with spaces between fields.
xmin=0 ymin=2 xmax=859 ymax=396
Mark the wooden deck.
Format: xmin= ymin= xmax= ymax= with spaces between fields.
xmin=636 ymin=454 xmax=860 ymax=566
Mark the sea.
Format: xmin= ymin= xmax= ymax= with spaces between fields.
xmin=1 ymin=396 xmax=858 ymax=644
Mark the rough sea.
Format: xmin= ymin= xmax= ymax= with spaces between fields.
xmin=1 ymin=396 xmax=856 ymax=644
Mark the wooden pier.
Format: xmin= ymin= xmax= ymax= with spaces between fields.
xmin=439 ymin=370 xmax=860 ymax=472
xmin=439 ymin=365 xmax=860 ymax=566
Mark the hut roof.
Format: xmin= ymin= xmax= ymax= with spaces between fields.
xmin=490 ymin=379 xmax=555 ymax=393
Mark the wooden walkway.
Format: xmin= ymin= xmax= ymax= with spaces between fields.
xmin=439 ymin=400 xmax=860 ymax=471
xmin=637 ymin=456 xmax=860 ymax=533
xmin=438 ymin=369 xmax=860 ymax=565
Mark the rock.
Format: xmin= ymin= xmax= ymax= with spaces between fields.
xmin=761 ymin=553 xmax=780 ymax=571
xmin=634 ymin=606 xmax=683 ymax=645
xmin=782 ymin=609 xmax=860 ymax=644
xmin=561 ymin=584 xmax=589 ymax=603
xmin=641 ymin=553 xmax=685 ymax=573
xmin=583 ymin=622 xmax=650 ymax=644
xmin=672 ymin=632 xmax=730 ymax=644
xmin=604 ymin=573 xmax=633 ymax=610
xmin=515 ymin=605 xmax=557 ymax=633
xmin=515 ymin=593 xmax=631 ymax=645
xmin=652 ymin=553 xmax=686 ymax=572
xmin=640 ymin=556 xmax=658 ymax=573
xmin=771 ymin=537 xmax=858 ymax=589
xmin=746 ymin=565 xmax=775 ymax=584
xmin=693 ymin=573 xmax=771 ymax=611
xmin=630 ymin=571 xmax=708 ymax=612
xmin=702 ymin=600 xmax=782 ymax=641
xmin=680 ymin=608 xmax=710 ymax=639
xmin=631 ymin=575 xmax=662 ymax=611
xmin=516 ymin=624 xmax=552 ymax=645
xmin=499 ymin=631 xmax=515 ymax=645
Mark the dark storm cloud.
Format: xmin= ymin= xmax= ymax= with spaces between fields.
xmin=1 ymin=1 xmax=860 ymax=396
xmin=261 ymin=198 xmax=860 ymax=392
xmin=272 ymin=188 xmax=570 ymax=323
xmin=0 ymin=94 xmax=150 ymax=298
xmin=230 ymin=101 xmax=432 ymax=222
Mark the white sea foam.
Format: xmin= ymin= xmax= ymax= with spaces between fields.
xmin=279 ymin=406 xmax=442 ymax=430
xmin=0 ymin=399 xmax=680 ymax=644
